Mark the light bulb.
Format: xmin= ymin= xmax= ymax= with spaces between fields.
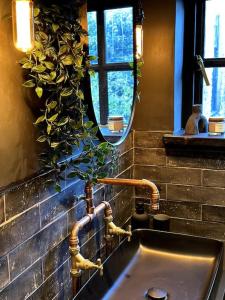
xmin=136 ymin=24 xmax=143 ymax=59
xmin=12 ymin=0 xmax=34 ymax=52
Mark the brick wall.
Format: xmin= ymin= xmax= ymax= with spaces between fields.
xmin=134 ymin=130 xmax=225 ymax=241
xmin=0 ymin=133 xmax=134 ymax=300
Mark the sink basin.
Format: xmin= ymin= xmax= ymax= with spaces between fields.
xmin=74 ymin=229 xmax=224 ymax=300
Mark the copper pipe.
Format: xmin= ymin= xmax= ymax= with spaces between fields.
xmin=69 ymin=201 xmax=112 ymax=297
xmin=97 ymin=178 xmax=160 ymax=210
xmin=85 ymin=181 xmax=95 ymax=214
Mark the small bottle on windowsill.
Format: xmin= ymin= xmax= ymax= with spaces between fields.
xmin=208 ymin=117 xmax=225 ymax=136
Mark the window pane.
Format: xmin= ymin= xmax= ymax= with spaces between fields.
xmin=87 ymin=11 xmax=98 ymax=64
xmin=202 ymin=67 xmax=225 ymax=118
xmin=90 ymin=72 xmax=100 ymax=123
xmin=108 ymin=71 xmax=134 ymax=124
xmin=204 ymin=0 xmax=225 ymax=58
xmin=105 ymin=8 xmax=133 ymax=63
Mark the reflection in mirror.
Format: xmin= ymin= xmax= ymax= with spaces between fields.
xmin=87 ymin=5 xmax=135 ymax=145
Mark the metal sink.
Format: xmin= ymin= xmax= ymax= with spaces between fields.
xmin=74 ymin=229 xmax=224 ymax=300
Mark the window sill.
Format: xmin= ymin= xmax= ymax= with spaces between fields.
xmin=163 ymin=132 xmax=225 ymax=149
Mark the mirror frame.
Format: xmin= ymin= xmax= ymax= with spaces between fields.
xmin=85 ymin=0 xmax=138 ymax=146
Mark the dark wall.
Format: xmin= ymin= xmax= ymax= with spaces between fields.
xmin=133 ymin=0 xmax=176 ymax=131
xmin=0 ymin=0 xmax=39 ymax=188
xmin=0 ymin=134 xmax=134 ymax=299
xmin=133 ymin=0 xmax=225 ymax=261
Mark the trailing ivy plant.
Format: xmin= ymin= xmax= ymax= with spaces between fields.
xmin=19 ymin=3 xmax=117 ymax=191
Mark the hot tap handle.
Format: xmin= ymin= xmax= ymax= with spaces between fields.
xmin=127 ymin=225 xmax=132 ymax=242
xmin=96 ymin=258 xmax=103 ymax=276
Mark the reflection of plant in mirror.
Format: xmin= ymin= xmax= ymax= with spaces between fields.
xmin=19 ymin=3 xmax=117 ymax=191
xmin=129 ymin=59 xmax=144 ymax=102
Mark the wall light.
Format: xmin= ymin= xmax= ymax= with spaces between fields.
xmin=12 ymin=0 xmax=34 ymax=52
xmin=136 ymin=24 xmax=143 ymax=59
xmin=135 ymin=1 xmax=144 ymax=59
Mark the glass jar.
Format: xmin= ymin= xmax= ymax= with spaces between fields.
xmin=208 ymin=117 xmax=225 ymax=136
xmin=108 ymin=116 xmax=124 ymax=132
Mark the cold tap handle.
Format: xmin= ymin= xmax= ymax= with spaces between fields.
xmin=96 ymin=258 xmax=103 ymax=276
xmin=127 ymin=225 xmax=132 ymax=242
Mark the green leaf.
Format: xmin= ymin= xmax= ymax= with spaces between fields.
xmin=47 ymin=124 xmax=52 ymax=135
xmin=35 ymin=51 xmax=46 ymax=61
xmin=22 ymin=62 xmax=33 ymax=69
xmin=83 ymin=145 xmax=91 ymax=152
xmin=34 ymin=115 xmax=45 ymax=124
xmin=34 ymin=8 xmax=40 ymax=17
xmin=50 ymin=71 xmax=57 ymax=80
xmin=51 ymin=142 xmax=60 ymax=148
xmin=35 ymin=87 xmax=43 ymax=98
xmin=76 ymin=90 xmax=84 ymax=100
xmin=23 ymin=80 xmax=35 ymax=88
xmin=88 ymin=55 xmax=97 ymax=61
xmin=59 ymin=45 xmax=68 ymax=56
xmin=37 ymin=135 xmax=47 ymax=142
xmin=58 ymin=117 xmax=69 ymax=126
xmin=19 ymin=57 xmax=29 ymax=64
xmin=67 ymin=172 xmax=77 ymax=178
xmin=48 ymin=113 xmax=58 ymax=122
xmin=74 ymin=56 xmax=82 ymax=67
xmin=38 ymin=74 xmax=51 ymax=81
xmin=88 ymin=69 xmax=95 ymax=77
xmin=63 ymin=33 xmax=72 ymax=40
xmin=56 ymin=74 xmax=65 ymax=83
xmin=55 ymin=183 xmax=61 ymax=193
xmin=98 ymin=142 xmax=109 ymax=150
xmin=39 ymin=31 xmax=48 ymax=40
xmin=61 ymin=55 xmax=74 ymax=66
xmin=52 ymin=23 xmax=59 ymax=32
xmin=47 ymin=101 xmax=57 ymax=110
xmin=84 ymin=121 xmax=94 ymax=129
xmin=34 ymin=41 xmax=43 ymax=49
xmin=60 ymin=88 xmax=73 ymax=97
xmin=32 ymin=65 xmax=46 ymax=73
xmin=44 ymin=61 xmax=55 ymax=70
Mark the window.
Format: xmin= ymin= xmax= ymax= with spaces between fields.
xmin=87 ymin=3 xmax=134 ymax=126
xmin=185 ymin=0 xmax=225 ymax=121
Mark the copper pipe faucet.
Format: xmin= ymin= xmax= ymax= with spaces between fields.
xmin=97 ymin=178 xmax=160 ymax=211
xmin=69 ymin=200 xmax=131 ymax=296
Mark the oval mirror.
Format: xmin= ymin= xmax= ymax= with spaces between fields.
xmin=87 ymin=1 xmax=137 ymax=145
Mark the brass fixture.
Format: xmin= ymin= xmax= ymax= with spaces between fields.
xmin=69 ymin=200 xmax=131 ymax=296
xmin=104 ymin=214 xmax=132 ymax=242
xmin=84 ymin=181 xmax=95 ymax=214
xmin=97 ymin=178 xmax=160 ymax=211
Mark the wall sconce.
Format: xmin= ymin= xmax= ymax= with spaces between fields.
xmin=135 ymin=1 xmax=144 ymax=59
xmin=12 ymin=0 xmax=34 ymax=52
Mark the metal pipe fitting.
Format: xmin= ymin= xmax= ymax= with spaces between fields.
xmin=97 ymin=178 xmax=160 ymax=211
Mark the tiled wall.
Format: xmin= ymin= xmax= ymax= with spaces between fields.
xmin=134 ymin=130 xmax=225 ymax=241
xmin=0 ymin=133 xmax=134 ymax=300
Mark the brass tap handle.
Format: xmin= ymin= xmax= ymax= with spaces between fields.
xmin=127 ymin=225 xmax=132 ymax=242
xmin=96 ymin=258 xmax=103 ymax=276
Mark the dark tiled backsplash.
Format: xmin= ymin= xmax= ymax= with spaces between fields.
xmin=134 ymin=130 xmax=225 ymax=242
xmin=0 ymin=133 xmax=134 ymax=299
xmin=2 ymin=129 xmax=225 ymax=299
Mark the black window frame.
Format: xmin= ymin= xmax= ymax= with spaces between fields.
xmin=87 ymin=0 xmax=136 ymax=126
xmin=182 ymin=0 xmax=225 ymax=128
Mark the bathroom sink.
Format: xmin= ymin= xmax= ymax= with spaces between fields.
xmin=74 ymin=229 xmax=224 ymax=300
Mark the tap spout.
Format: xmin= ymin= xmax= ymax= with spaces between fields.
xmin=97 ymin=178 xmax=160 ymax=211
xmin=108 ymin=222 xmax=132 ymax=238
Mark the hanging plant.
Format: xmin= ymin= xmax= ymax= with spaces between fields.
xmin=19 ymin=3 xmax=117 ymax=191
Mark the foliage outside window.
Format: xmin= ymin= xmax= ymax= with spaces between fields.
xmin=20 ymin=3 xmax=116 ymax=191
xmin=194 ymin=0 xmax=225 ymax=119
